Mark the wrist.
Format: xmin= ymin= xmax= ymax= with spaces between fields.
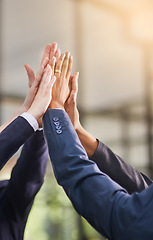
xmin=49 ymin=101 xmax=65 ymax=110
xmin=15 ymin=105 xmax=27 ymax=115
xmin=27 ymin=108 xmax=40 ymax=121
xmin=75 ymin=122 xmax=84 ymax=134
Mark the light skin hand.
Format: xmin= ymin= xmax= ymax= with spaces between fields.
xmin=23 ymin=57 xmax=49 ymax=112
xmin=49 ymin=52 xmax=73 ymax=110
xmin=65 ymin=72 xmax=81 ymax=130
xmin=27 ymin=65 xmax=56 ymax=120
xmin=24 ymin=43 xmax=60 ymax=126
xmin=24 ymin=44 xmax=53 ymax=86
xmin=0 ymin=43 xmax=59 ymax=132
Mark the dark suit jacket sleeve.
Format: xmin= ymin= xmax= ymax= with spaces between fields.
xmin=5 ymin=130 xmax=48 ymax=221
xmin=91 ymin=140 xmax=152 ymax=194
xmin=43 ymin=109 xmax=153 ymax=240
xmin=0 ymin=116 xmax=34 ymax=170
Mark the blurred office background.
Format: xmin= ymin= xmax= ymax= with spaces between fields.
xmin=1 ymin=0 xmax=153 ymax=239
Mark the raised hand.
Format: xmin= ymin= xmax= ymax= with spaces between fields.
xmin=49 ymin=52 xmax=73 ymax=110
xmin=65 ymin=72 xmax=98 ymax=157
xmin=24 ymin=43 xmax=60 ymax=126
xmin=22 ymin=57 xmax=49 ymax=112
xmin=24 ymin=42 xmax=60 ymax=84
xmin=27 ymin=65 xmax=56 ymax=120
xmin=0 ymin=51 xmax=49 ymax=132
xmin=65 ymin=72 xmax=81 ymax=130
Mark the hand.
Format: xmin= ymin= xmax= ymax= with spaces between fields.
xmin=22 ymin=57 xmax=49 ymax=112
xmin=24 ymin=43 xmax=60 ymax=126
xmin=65 ymin=72 xmax=81 ymax=131
xmin=65 ymin=73 xmax=98 ymax=157
xmin=27 ymin=65 xmax=56 ymax=120
xmin=0 ymin=44 xmax=59 ymax=132
xmin=0 ymin=48 xmax=50 ymax=132
xmin=49 ymin=52 xmax=73 ymax=110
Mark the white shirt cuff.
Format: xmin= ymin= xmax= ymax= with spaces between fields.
xmin=20 ymin=112 xmax=39 ymax=132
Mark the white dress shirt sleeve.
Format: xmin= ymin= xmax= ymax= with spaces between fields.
xmin=20 ymin=112 xmax=39 ymax=132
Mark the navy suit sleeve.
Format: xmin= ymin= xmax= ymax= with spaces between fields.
xmin=91 ymin=141 xmax=152 ymax=193
xmin=43 ymin=109 xmax=153 ymax=240
xmin=0 ymin=116 xmax=34 ymax=170
xmin=5 ymin=130 xmax=48 ymax=221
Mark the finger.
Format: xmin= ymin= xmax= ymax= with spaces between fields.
xmin=24 ymin=64 xmax=35 ymax=88
xmin=42 ymin=56 xmax=49 ymax=68
xmin=67 ymin=73 xmax=79 ymax=105
xmin=50 ymin=75 xmax=56 ymax=90
xmin=49 ymin=48 xmax=60 ymax=66
xmin=50 ymin=42 xmax=57 ymax=60
xmin=40 ymin=65 xmax=52 ymax=87
xmin=67 ymin=92 xmax=75 ymax=106
xmin=61 ymin=52 xmax=70 ymax=79
xmin=35 ymin=57 xmax=49 ymax=87
xmin=34 ymin=65 xmax=45 ymax=88
xmin=41 ymin=44 xmax=52 ymax=65
xmin=72 ymin=72 xmax=79 ymax=93
xmin=49 ymin=57 xmax=56 ymax=75
xmin=55 ymin=48 xmax=61 ymax=59
xmin=66 ymin=55 xmax=73 ymax=80
xmin=41 ymin=65 xmax=56 ymax=91
xmin=54 ymin=53 xmax=65 ymax=77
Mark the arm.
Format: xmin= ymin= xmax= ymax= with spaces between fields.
xmin=2 ymin=55 xmax=56 ymax=223
xmin=65 ymin=74 xmax=152 ymax=193
xmin=0 ymin=43 xmax=58 ymax=133
xmin=43 ymin=109 xmax=153 ymax=240
xmin=0 ymin=116 xmax=34 ymax=170
xmin=5 ymin=130 xmax=48 ymax=220
xmin=0 ymin=45 xmax=50 ymax=169
xmin=91 ymin=140 xmax=152 ymax=193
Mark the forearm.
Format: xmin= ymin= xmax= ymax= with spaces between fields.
xmin=76 ymin=123 xmax=152 ymax=193
xmin=91 ymin=140 xmax=152 ymax=193
xmin=13 ymin=130 xmax=48 ymax=183
xmin=0 ymin=116 xmax=34 ymax=170
xmin=7 ymin=130 xmax=48 ymax=213
xmin=76 ymin=124 xmax=98 ymax=158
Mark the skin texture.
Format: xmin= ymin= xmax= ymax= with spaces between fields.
xmin=50 ymin=52 xmax=73 ymax=110
xmin=27 ymin=65 xmax=56 ymax=120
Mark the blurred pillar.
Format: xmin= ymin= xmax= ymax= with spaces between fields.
xmin=73 ymin=0 xmax=86 ymax=238
xmin=120 ymin=111 xmax=130 ymax=161
xmin=144 ymin=45 xmax=153 ymax=178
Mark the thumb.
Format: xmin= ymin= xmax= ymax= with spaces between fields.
xmin=67 ymin=91 xmax=77 ymax=106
